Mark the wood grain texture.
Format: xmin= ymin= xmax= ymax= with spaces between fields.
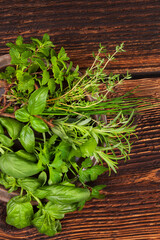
xmin=0 ymin=0 xmax=160 ymax=239
xmin=0 ymin=0 xmax=160 ymax=73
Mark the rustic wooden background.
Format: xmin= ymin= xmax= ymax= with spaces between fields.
xmin=0 ymin=0 xmax=160 ymax=239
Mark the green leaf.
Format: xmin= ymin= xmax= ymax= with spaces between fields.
xmin=6 ymin=195 xmax=34 ymax=229
xmin=0 ymin=117 xmax=23 ymax=140
xmin=48 ymin=167 xmax=62 ymax=185
xmin=21 ymin=50 xmax=32 ymax=59
xmin=80 ymin=138 xmax=97 ymax=157
xmin=42 ymin=69 xmax=50 ymax=85
xmin=91 ymin=185 xmax=106 ymax=199
xmin=38 ymin=143 xmax=50 ymax=165
xmin=44 ymin=201 xmax=77 ymax=219
xmin=33 ymin=58 xmax=46 ymax=70
xmin=32 ymin=210 xmax=61 ymax=237
xmin=16 ymin=36 xmax=23 ymax=46
xmin=81 ymin=158 xmax=93 ymax=169
xmin=20 ymin=125 xmax=35 ymax=153
xmin=48 ymin=78 xmax=56 ymax=94
xmin=28 ymin=87 xmax=48 ymax=115
xmin=15 ymin=107 xmax=30 ymax=122
xmin=0 ymin=152 xmax=43 ymax=178
xmin=30 ymin=116 xmax=49 ymax=133
xmin=17 ymin=177 xmax=41 ymax=192
xmin=79 ymin=165 xmax=107 ymax=183
xmin=38 ymin=171 xmax=47 ymax=186
xmin=42 ymin=33 xmax=50 ymax=42
xmin=34 ymin=185 xmax=90 ymax=204
xmin=15 ymin=150 xmax=37 ymax=162
xmin=9 ymin=48 xmax=20 ymax=65
xmin=0 ymin=134 xmax=14 ymax=147
xmin=31 ymin=37 xmax=42 ymax=46
xmin=17 ymin=72 xmax=34 ymax=93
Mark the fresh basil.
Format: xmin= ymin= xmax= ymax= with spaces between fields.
xmin=20 ymin=125 xmax=35 ymax=153
xmin=0 ymin=117 xmax=23 ymax=140
xmin=0 ymin=153 xmax=43 ymax=178
xmin=6 ymin=196 xmax=34 ymax=229
xmin=27 ymin=87 xmax=48 ymax=115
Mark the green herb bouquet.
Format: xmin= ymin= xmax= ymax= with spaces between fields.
xmin=0 ymin=34 xmax=143 ymax=236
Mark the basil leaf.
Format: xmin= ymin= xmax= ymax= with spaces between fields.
xmin=44 ymin=201 xmax=77 ymax=219
xmin=17 ymin=177 xmax=41 ymax=192
xmin=30 ymin=116 xmax=49 ymax=133
xmin=6 ymin=196 xmax=34 ymax=229
xmin=0 ymin=117 xmax=23 ymax=140
xmin=28 ymin=87 xmax=48 ymax=115
xmin=15 ymin=107 xmax=30 ymax=122
xmin=0 ymin=153 xmax=43 ymax=178
xmin=15 ymin=150 xmax=37 ymax=162
xmin=34 ymin=185 xmax=90 ymax=204
xmin=32 ymin=210 xmax=61 ymax=237
xmin=0 ymin=134 xmax=14 ymax=147
xmin=20 ymin=125 xmax=35 ymax=153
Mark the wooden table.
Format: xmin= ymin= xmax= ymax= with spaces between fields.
xmin=0 ymin=1 xmax=160 ymax=239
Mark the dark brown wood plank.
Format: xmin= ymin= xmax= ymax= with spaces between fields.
xmin=0 ymin=77 xmax=160 ymax=239
xmin=0 ymin=0 xmax=160 ymax=239
xmin=0 ymin=0 xmax=160 ymax=73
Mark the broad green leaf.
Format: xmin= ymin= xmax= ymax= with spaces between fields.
xmin=6 ymin=196 xmax=33 ymax=229
xmin=15 ymin=107 xmax=30 ymax=122
xmin=0 ymin=117 xmax=23 ymax=140
xmin=30 ymin=116 xmax=49 ymax=133
xmin=34 ymin=185 xmax=90 ymax=204
xmin=20 ymin=125 xmax=35 ymax=153
xmin=0 ymin=152 xmax=43 ymax=178
xmin=15 ymin=150 xmax=37 ymax=162
xmin=44 ymin=201 xmax=77 ymax=219
xmin=17 ymin=177 xmax=41 ymax=192
xmin=32 ymin=210 xmax=61 ymax=237
xmin=28 ymin=87 xmax=48 ymax=115
xmin=0 ymin=134 xmax=14 ymax=147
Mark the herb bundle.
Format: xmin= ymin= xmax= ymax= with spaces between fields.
xmin=0 ymin=34 xmax=141 ymax=236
